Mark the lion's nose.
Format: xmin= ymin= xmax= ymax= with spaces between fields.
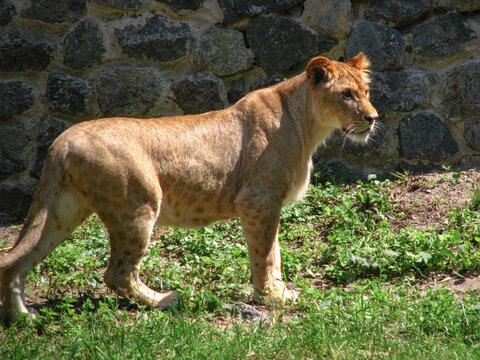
xmin=364 ymin=115 xmax=378 ymax=124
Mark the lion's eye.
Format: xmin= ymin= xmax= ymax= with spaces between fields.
xmin=343 ymin=90 xmax=354 ymax=100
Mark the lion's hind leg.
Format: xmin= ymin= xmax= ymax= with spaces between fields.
xmin=1 ymin=184 xmax=92 ymax=325
xmin=102 ymin=205 xmax=180 ymax=309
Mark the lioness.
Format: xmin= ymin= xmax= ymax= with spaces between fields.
xmin=0 ymin=53 xmax=377 ymax=325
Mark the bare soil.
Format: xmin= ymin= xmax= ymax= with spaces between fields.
xmin=389 ymin=170 xmax=480 ymax=232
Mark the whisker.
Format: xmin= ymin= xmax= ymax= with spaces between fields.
xmin=341 ymin=125 xmax=356 ymax=152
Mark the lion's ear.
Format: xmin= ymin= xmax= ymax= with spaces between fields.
xmin=306 ymin=57 xmax=339 ymax=88
xmin=347 ymin=52 xmax=370 ymax=71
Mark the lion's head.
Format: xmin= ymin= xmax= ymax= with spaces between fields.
xmin=306 ymin=52 xmax=378 ymax=143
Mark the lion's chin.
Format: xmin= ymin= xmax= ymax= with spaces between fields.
xmin=347 ymin=130 xmax=370 ymax=143
xmin=340 ymin=127 xmax=372 ymax=143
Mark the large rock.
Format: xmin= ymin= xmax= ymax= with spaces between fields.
xmin=95 ymin=65 xmax=163 ymax=117
xmin=398 ymin=111 xmax=459 ymax=160
xmin=441 ymin=60 xmax=480 ymax=121
xmin=32 ymin=115 xmax=70 ymax=179
xmin=344 ymin=21 xmax=404 ymax=71
xmin=0 ymin=1 xmax=16 ymax=26
xmin=194 ymin=27 xmax=253 ymax=77
xmin=63 ymin=18 xmax=105 ymax=70
xmin=303 ymin=0 xmax=353 ymax=38
xmin=246 ymin=16 xmax=337 ymax=75
xmin=93 ymin=0 xmax=147 ymax=10
xmin=435 ymin=0 xmax=480 ymax=12
xmin=464 ymin=117 xmax=480 ymax=152
xmin=0 ymin=81 xmax=35 ymax=122
xmin=115 ymin=15 xmax=192 ymax=62
xmin=366 ymin=0 xmax=430 ymax=27
xmin=171 ymin=74 xmax=225 ymax=114
xmin=20 ymin=0 xmax=86 ymax=23
xmin=156 ymin=0 xmax=204 ymax=12
xmin=227 ymin=78 xmax=246 ymax=104
xmin=0 ymin=122 xmax=30 ymax=180
xmin=412 ymin=12 xmax=475 ymax=59
xmin=0 ymin=28 xmax=55 ymax=72
xmin=250 ymin=77 xmax=286 ymax=91
xmin=314 ymin=159 xmax=371 ymax=183
xmin=47 ymin=70 xmax=92 ymax=115
xmin=0 ymin=185 xmax=33 ymax=219
xmin=218 ymin=0 xmax=303 ymax=24
xmin=369 ymin=71 xmax=434 ymax=115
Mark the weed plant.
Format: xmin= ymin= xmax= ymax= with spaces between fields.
xmin=1 ymin=179 xmax=480 ymax=359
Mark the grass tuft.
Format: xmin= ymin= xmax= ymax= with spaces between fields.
xmin=470 ymin=185 xmax=480 ymax=211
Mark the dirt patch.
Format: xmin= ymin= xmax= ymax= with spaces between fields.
xmin=416 ymin=272 xmax=480 ymax=298
xmin=0 ymin=224 xmax=20 ymax=249
xmin=389 ymin=170 xmax=480 ymax=232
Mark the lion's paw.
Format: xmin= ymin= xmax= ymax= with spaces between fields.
xmin=253 ymin=280 xmax=299 ymax=305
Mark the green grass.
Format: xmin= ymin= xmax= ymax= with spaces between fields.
xmin=2 ymin=178 xmax=480 ymax=359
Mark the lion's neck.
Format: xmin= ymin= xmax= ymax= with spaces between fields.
xmin=277 ymin=73 xmax=338 ymax=157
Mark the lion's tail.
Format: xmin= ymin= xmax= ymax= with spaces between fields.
xmin=0 ymin=146 xmax=65 ymax=270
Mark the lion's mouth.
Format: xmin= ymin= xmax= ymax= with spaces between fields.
xmin=340 ymin=125 xmax=372 ymax=143
xmin=341 ymin=125 xmax=371 ymax=135
xmin=340 ymin=127 xmax=363 ymax=134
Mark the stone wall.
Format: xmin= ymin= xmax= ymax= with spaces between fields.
xmin=1 ymin=0 xmax=480 ymax=217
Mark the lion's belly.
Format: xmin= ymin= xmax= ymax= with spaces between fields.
xmin=155 ymin=210 xmax=232 ymax=229
xmin=155 ymin=191 xmax=236 ymax=229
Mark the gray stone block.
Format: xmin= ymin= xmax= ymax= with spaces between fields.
xmin=0 ymin=81 xmax=34 ymax=122
xmin=95 ymin=65 xmax=163 ymax=117
xmin=315 ymin=159 xmax=370 ymax=183
xmin=171 ymin=74 xmax=225 ymax=114
xmin=157 ymin=0 xmax=204 ymax=12
xmin=442 ymin=60 xmax=480 ymax=120
xmin=94 ymin=0 xmax=147 ymax=10
xmin=303 ymin=0 xmax=353 ymax=38
xmin=370 ymin=71 xmax=434 ymax=115
xmin=47 ymin=70 xmax=92 ymax=115
xmin=0 ymin=28 xmax=55 ymax=72
xmin=464 ymin=117 xmax=480 ymax=152
xmin=435 ymin=0 xmax=480 ymax=12
xmin=366 ymin=0 xmax=430 ymax=27
xmin=228 ymin=78 xmax=246 ymax=104
xmin=218 ymin=0 xmax=303 ymax=24
xmin=0 ymin=1 xmax=16 ymax=26
xmin=194 ymin=27 xmax=253 ymax=77
xmin=0 ymin=122 xmax=30 ymax=180
xmin=0 ymin=185 xmax=33 ymax=219
xmin=250 ymin=77 xmax=286 ymax=91
xmin=398 ymin=111 xmax=459 ymax=160
xmin=20 ymin=0 xmax=86 ymax=23
xmin=412 ymin=12 xmax=475 ymax=59
xmin=246 ymin=16 xmax=337 ymax=75
xmin=344 ymin=21 xmax=404 ymax=71
xmin=115 ymin=15 xmax=192 ymax=62
xmin=224 ymin=302 xmax=269 ymax=324
xmin=32 ymin=115 xmax=70 ymax=179
xmin=63 ymin=18 xmax=105 ymax=70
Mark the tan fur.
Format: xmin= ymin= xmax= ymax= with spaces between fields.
xmin=0 ymin=53 xmax=378 ymax=325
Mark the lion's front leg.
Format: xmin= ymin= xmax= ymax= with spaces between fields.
xmin=237 ymin=197 xmax=298 ymax=304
